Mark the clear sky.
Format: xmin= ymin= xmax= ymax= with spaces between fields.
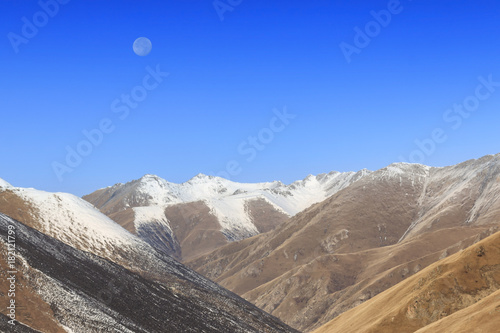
xmin=1 ymin=0 xmax=500 ymax=196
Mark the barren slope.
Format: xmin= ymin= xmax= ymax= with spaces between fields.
xmin=312 ymin=227 xmax=500 ymax=333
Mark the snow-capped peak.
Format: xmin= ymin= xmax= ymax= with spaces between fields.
xmin=373 ymin=163 xmax=431 ymax=179
xmin=0 ymin=177 xmax=12 ymax=188
xmin=88 ymin=170 xmax=372 ymax=243
xmin=139 ymin=174 xmax=164 ymax=182
xmin=188 ymin=173 xmax=216 ymax=182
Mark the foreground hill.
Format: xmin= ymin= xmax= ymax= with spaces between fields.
xmin=0 ymin=213 xmax=299 ymax=332
xmin=188 ymin=154 xmax=500 ymax=331
xmin=0 ymin=181 xmax=207 ymax=285
xmin=83 ymin=171 xmax=368 ymax=260
xmin=312 ymin=227 xmax=500 ymax=333
xmin=0 ymin=179 xmax=298 ymax=332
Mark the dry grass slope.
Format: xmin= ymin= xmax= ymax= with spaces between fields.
xmin=312 ymin=229 xmax=500 ymax=333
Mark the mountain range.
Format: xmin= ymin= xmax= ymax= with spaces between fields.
xmin=83 ymin=170 xmax=368 ymax=261
xmin=2 ymin=153 xmax=500 ymax=332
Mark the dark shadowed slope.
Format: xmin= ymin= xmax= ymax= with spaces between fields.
xmin=0 ymin=213 xmax=299 ymax=333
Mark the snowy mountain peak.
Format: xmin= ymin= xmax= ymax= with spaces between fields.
xmin=304 ymin=174 xmax=315 ymax=181
xmin=315 ymin=171 xmax=341 ymax=182
xmin=140 ymin=174 xmax=164 ymax=182
xmin=373 ymin=163 xmax=431 ymax=179
xmin=189 ymin=173 xmax=215 ymax=181
xmin=389 ymin=162 xmax=431 ymax=170
xmin=270 ymin=180 xmax=285 ymax=187
xmin=0 ymin=177 xmax=12 ymax=188
xmin=85 ymin=170 xmax=371 ymax=248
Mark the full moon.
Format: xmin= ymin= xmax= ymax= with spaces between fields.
xmin=133 ymin=37 xmax=152 ymax=56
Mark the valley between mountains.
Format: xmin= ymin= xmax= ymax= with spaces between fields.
xmin=2 ymin=153 xmax=500 ymax=332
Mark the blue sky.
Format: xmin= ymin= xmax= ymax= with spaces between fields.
xmin=1 ymin=0 xmax=500 ymax=196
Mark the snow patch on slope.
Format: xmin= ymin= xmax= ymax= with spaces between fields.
xmin=257 ymin=170 xmax=371 ymax=215
xmin=207 ymin=197 xmax=258 ymax=240
xmin=133 ymin=206 xmax=173 ymax=233
xmin=13 ymin=187 xmax=138 ymax=255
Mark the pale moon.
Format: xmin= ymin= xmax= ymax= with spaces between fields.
xmin=133 ymin=37 xmax=152 ymax=56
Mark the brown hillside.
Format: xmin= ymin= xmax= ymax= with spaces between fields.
xmin=312 ymin=228 xmax=500 ymax=333
xmin=163 ymin=201 xmax=229 ymax=261
xmin=0 ymin=190 xmax=40 ymax=230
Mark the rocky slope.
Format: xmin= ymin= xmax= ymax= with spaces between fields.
xmin=312 ymin=227 xmax=500 ymax=333
xmin=0 ymin=212 xmax=299 ymax=332
xmin=188 ymin=154 xmax=500 ymax=331
xmin=83 ymin=170 xmax=369 ymax=260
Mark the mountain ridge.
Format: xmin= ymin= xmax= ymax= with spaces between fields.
xmin=83 ymin=169 xmax=370 ymax=260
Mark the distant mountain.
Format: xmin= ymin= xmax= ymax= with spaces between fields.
xmin=83 ymin=170 xmax=369 ymax=260
xmin=311 ymin=227 xmax=500 ymax=333
xmin=188 ymin=154 xmax=500 ymax=332
xmin=0 ymin=187 xmax=298 ymax=332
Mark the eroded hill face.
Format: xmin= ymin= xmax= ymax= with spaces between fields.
xmin=312 ymin=227 xmax=500 ymax=333
xmin=0 ymin=213 xmax=299 ymax=332
xmin=187 ymin=154 xmax=500 ymax=332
